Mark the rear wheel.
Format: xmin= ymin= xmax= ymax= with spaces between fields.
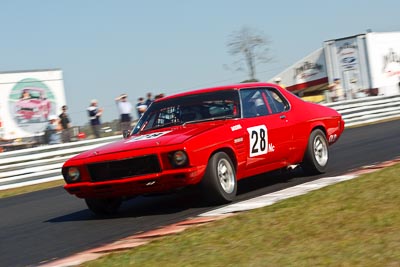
xmin=201 ymin=152 xmax=237 ymax=204
xmin=85 ymin=197 xmax=122 ymax=215
xmin=301 ymin=129 xmax=329 ymax=175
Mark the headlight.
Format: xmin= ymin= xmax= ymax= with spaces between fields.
xmin=63 ymin=167 xmax=81 ymax=183
xmin=169 ymin=150 xmax=188 ymax=167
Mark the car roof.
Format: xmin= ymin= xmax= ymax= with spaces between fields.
xmin=156 ymin=82 xmax=277 ymax=102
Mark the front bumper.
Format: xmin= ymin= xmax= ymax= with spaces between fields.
xmin=64 ymin=166 xmax=205 ymax=199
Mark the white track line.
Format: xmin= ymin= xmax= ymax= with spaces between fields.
xmin=200 ymin=175 xmax=357 ymax=217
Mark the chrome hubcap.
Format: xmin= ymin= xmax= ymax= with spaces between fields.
xmin=217 ymin=158 xmax=235 ymax=193
xmin=314 ymin=135 xmax=328 ymax=166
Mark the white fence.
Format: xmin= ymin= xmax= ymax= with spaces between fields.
xmin=1 ymin=94 xmax=400 ymax=190
xmin=0 ymin=136 xmax=120 ymax=190
xmin=324 ymin=94 xmax=400 ymax=127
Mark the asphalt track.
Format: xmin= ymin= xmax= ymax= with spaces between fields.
xmin=1 ymin=119 xmax=400 ymax=267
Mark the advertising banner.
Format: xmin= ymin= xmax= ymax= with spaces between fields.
xmin=366 ymin=32 xmax=400 ymax=95
xmin=324 ymin=35 xmax=372 ymax=99
xmin=0 ymin=69 xmax=66 ymax=140
xmin=270 ymin=48 xmax=328 ymax=92
xmin=334 ymin=37 xmax=363 ymax=99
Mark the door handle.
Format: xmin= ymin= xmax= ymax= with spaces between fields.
xmin=280 ymin=115 xmax=286 ymax=119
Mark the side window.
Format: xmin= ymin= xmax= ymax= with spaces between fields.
xmin=265 ymin=89 xmax=289 ymax=114
xmin=240 ymin=89 xmax=267 ymax=118
xmin=240 ymin=87 xmax=289 ymax=118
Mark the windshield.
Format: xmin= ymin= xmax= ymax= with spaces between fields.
xmin=132 ymin=90 xmax=240 ymax=134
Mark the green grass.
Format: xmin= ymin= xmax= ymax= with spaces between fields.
xmin=82 ymin=164 xmax=400 ymax=267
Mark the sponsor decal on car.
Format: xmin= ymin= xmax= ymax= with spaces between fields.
xmin=125 ymin=130 xmax=172 ymax=143
xmin=231 ymin=124 xmax=242 ymax=131
xmin=268 ymin=143 xmax=275 ymax=152
xmin=329 ymin=134 xmax=338 ymax=143
xmin=234 ymin=137 xmax=243 ymax=143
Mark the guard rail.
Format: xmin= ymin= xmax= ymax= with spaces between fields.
xmin=324 ymin=94 xmax=400 ymax=127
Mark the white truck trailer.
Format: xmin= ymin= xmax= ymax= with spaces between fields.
xmin=324 ymin=31 xmax=400 ymax=99
xmin=270 ymin=31 xmax=400 ymax=101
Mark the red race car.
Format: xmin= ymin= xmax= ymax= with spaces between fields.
xmin=62 ymin=82 xmax=344 ymax=215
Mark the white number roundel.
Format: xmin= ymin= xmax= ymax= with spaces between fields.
xmin=247 ymin=125 xmax=268 ymax=157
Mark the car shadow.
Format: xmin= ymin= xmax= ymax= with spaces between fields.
xmin=47 ymin=167 xmax=322 ymax=223
xmin=46 ymin=188 xmax=214 ymax=222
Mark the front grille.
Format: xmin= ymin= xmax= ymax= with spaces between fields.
xmin=87 ymin=155 xmax=161 ymax=182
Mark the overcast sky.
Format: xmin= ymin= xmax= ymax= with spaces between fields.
xmin=1 ymin=0 xmax=399 ymax=125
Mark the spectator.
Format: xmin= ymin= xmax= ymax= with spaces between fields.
xmin=136 ymin=97 xmax=147 ymax=119
xmin=44 ymin=115 xmax=62 ymax=145
xmin=145 ymin=92 xmax=153 ymax=108
xmin=87 ymin=99 xmax=103 ymax=138
xmin=274 ymin=77 xmax=286 ymax=89
xmin=115 ymin=93 xmax=133 ymax=132
xmin=328 ymin=78 xmax=345 ymax=102
xmin=398 ymin=79 xmax=400 ymax=93
xmin=59 ymin=105 xmax=71 ymax=143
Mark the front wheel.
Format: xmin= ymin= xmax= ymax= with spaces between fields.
xmin=201 ymin=152 xmax=237 ymax=204
xmin=301 ymin=129 xmax=329 ymax=175
xmin=85 ymin=197 xmax=122 ymax=216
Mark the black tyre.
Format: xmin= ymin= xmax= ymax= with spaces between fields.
xmin=85 ymin=197 xmax=122 ymax=215
xmin=201 ymin=152 xmax=237 ymax=204
xmin=301 ymin=129 xmax=329 ymax=175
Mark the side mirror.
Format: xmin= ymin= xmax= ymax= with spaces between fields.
xmin=122 ymin=130 xmax=130 ymax=139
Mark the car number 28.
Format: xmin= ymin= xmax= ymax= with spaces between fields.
xmin=247 ymin=125 xmax=268 ymax=157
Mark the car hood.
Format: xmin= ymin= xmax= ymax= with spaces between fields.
xmin=73 ymin=122 xmax=225 ymax=160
